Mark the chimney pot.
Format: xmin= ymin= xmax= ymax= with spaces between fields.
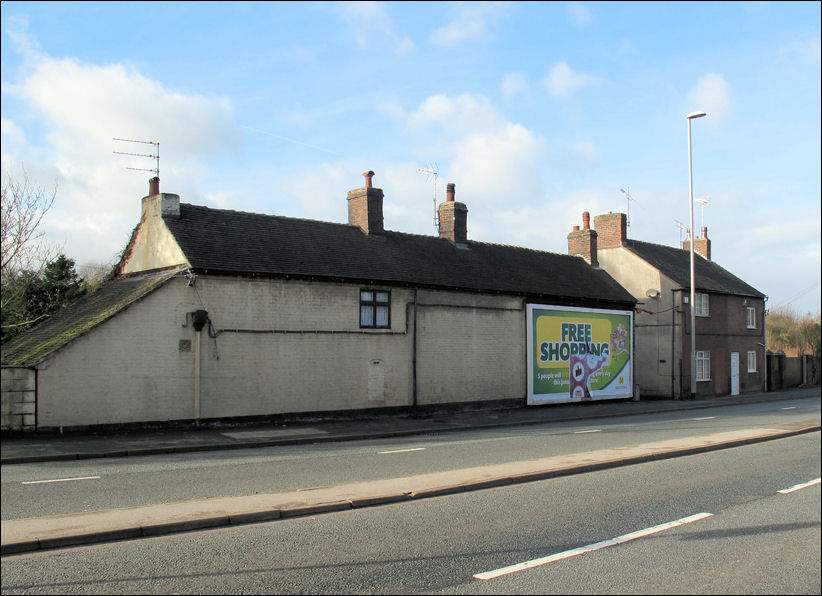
xmin=348 ymin=172 xmax=384 ymax=234
xmin=702 ymin=226 xmax=708 ymax=239
xmin=446 ymin=183 xmax=455 ymax=202
xmin=438 ymin=184 xmax=467 ymax=244
xmin=149 ymin=177 xmax=160 ymax=196
xmin=567 ymin=214 xmax=598 ymax=267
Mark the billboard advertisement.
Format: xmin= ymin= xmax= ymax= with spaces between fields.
xmin=527 ymin=304 xmax=633 ymax=405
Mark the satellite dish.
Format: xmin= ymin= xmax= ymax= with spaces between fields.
xmin=646 ymin=289 xmax=661 ymax=299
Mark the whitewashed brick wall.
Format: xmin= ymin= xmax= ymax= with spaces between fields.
xmin=34 ymin=274 xmax=531 ymax=428
xmin=1 ymin=367 xmax=36 ymax=431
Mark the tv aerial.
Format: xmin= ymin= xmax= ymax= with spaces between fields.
xmin=619 ymin=187 xmax=639 ymax=228
xmin=417 ymin=163 xmax=439 ymax=232
xmin=113 ymin=138 xmax=160 ymax=178
xmin=674 ymin=219 xmax=687 ymax=244
xmin=695 ymin=197 xmax=709 ymax=230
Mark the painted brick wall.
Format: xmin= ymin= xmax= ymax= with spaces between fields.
xmin=33 ymin=275 xmax=533 ymax=428
xmin=1 ymin=367 xmax=36 ymax=430
xmin=415 ymin=290 xmax=525 ymax=404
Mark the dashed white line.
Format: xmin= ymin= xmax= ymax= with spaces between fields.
xmin=22 ymin=476 xmax=101 ymax=485
xmin=573 ymin=429 xmax=602 ymax=434
xmin=778 ymin=478 xmax=821 ymax=494
xmin=691 ymin=416 xmax=716 ymax=421
xmin=781 ymin=406 xmax=797 ymax=410
xmin=473 ymin=512 xmax=714 ymax=580
xmin=378 ymin=447 xmax=426 ymax=454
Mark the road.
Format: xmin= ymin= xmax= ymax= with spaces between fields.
xmin=1 ymin=432 xmax=818 ymax=594
xmin=2 ymin=397 xmax=819 ymax=520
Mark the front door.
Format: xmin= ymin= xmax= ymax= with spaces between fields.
xmin=730 ymin=352 xmax=740 ymax=396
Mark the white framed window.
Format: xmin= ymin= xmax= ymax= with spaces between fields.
xmin=746 ymin=306 xmax=756 ymax=329
xmin=747 ymin=350 xmax=757 ymax=373
xmin=694 ymin=293 xmax=710 ymax=317
xmin=696 ymin=350 xmax=711 ymax=381
xmin=360 ymin=289 xmax=390 ymax=329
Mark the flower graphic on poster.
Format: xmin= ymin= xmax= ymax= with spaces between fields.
xmin=569 ymin=341 xmax=609 ymax=401
xmin=610 ymin=324 xmax=628 ymax=355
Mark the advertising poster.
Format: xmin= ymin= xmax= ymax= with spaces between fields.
xmin=527 ymin=304 xmax=633 ymax=405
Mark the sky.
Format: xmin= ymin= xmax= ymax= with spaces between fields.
xmin=1 ymin=1 xmax=820 ymax=316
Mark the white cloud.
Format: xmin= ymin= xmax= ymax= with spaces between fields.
xmin=336 ymin=1 xmax=416 ymax=55
xmin=407 ymin=93 xmax=505 ymax=136
xmin=451 ymin=123 xmax=548 ymax=206
xmin=501 ymin=72 xmax=529 ymax=100
xmin=781 ymin=37 xmax=821 ymax=64
xmin=567 ymin=2 xmax=593 ymax=26
xmin=544 ymin=62 xmax=603 ymax=99
xmin=686 ymin=73 xmax=732 ymax=123
xmin=573 ymin=141 xmax=599 ymax=163
xmin=2 ymin=50 xmax=242 ymax=266
xmin=429 ymin=2 xmax=506 ymax=46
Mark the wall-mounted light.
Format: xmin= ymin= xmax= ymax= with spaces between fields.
xmin=646 ymin=289 xmax=661 ymax=299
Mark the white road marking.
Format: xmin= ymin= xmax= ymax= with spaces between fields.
xmin=691 ymin=416 xmax=716 ymax=421
xmin=473 ymin=512 xmax=714 ymax=581
xmin=781 ymin=406 xmax=797 ymax=410
xmin=573 ymin=429 xmax=602 ymax=434
xmin=378 ymin=447 xmax=426 ymax=454
xmin=778 ymin=478 xmax=821 ymax=494
xmin=22 ymin=476 xmax=101 ymax=485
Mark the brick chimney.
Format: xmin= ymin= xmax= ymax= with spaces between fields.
xmin=347 ymin=171 xmax=384 ymax=235
xmin=437 ymin=183 xmax=468 ymax=245
xmin=594 ymin=212 xmax=627 ymax=248
xmin=567 ymin=211 xmax=598 ymax=266
xmin=682 ymin=226 xmax=711 ymax=260
xmin=141 ymin=177 xmax=179 ymax=219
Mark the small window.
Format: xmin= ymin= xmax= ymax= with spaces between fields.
xmin=696 ymin=350 xmax=711 ymax=381
xmin=746 ymin=306 xmax=756 ymax=329
xmin=694 ymin=293 xmax=710 ymax=317
xmin=360 ymin=290 xmax=390 ymax=329
xmin=747 ymin=350 xmax=757 ymax=373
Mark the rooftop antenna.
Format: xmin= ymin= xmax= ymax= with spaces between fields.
xmin=417 ymin=163 xmax=439 ymax=232
xmin=674 ymin=219 xmax=687 ymax=244
xmin=113 ymin=138 xmax=160 ymax=178
xmin=695 ymin=197 xmax=709 ymax=230
xmin=619 ymin=187 xmax=638 ymax=228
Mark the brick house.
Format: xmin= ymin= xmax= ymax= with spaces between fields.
xmin=568 ymin=211 xmax=767 ymax=399
xmin=1 ymin=173 xmax=637 ymax=430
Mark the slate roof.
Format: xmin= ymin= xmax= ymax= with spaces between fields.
xmin=1 ymin=268 xmax=183 ymax=367
xmin=623 ymin=239 xmax=765 ymax=298
xmin=163 ymin=203 xmax=636 ymax=307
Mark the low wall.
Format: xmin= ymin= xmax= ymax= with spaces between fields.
xmin=767 ymin=354 xmax=821 ymax=390
xmin=1 ymin=366 xmax=36 ymax=431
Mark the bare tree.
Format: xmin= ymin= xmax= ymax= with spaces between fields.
xmin=1 ymin=166 xmax=59 ymax=326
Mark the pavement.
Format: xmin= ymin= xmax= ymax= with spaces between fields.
xmin=2 ymin=387 xmax=820 ymax=556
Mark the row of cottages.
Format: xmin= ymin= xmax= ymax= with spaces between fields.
xmin=568 ymin=211 xmax=767 ymax=399
xmin=2 ymin=173 xmax=639 ymax=431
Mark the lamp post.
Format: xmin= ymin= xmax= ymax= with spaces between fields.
xmin=687 ymin=110 xmax=706 ymax=400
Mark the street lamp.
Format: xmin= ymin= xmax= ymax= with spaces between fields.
xmin=687 ymin=110 xmax=706 ymax=400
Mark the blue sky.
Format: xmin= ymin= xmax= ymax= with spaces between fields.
xmin=2 ymin=1 xmax=820 ymax=316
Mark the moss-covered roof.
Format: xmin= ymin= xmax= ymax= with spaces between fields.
xmin=1 ymin=268 xmax=183 ymax=367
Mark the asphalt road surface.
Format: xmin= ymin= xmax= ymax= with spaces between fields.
xmin=2 ymin=427 xmax=819 ymax=594
xmin=2 ymin=397 xmax=818 ymax=520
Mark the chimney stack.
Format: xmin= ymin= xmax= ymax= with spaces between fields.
xmin=682 ymin=226 xmax=711 ymax=260
xmin=347 ymin=170 xmax=384 ymax=235
xmin=567 ymin=211 xmax=598 ymax=267
xmin=594 ymin=212 xmax=627 ymax=248
xmin=438 ymin=183 xmax=468 ymax=245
